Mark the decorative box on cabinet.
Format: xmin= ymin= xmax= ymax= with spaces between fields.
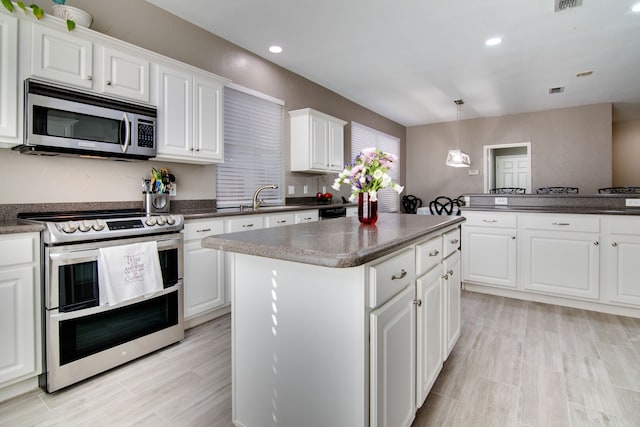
xmin=183 ymin=219 xmax=226 ymax=322
xmin=0 ymin=233 xmax=41 ymax=399
xmin=462 ymin=211 xmax=517 ymax=288
xmin=290 ymin=108 xmax=346 ymax=173
xmin=154 ymin=64 xmax=227 ymax=164
xmin=0 ymin=11 xmax=18 ymax=146
xmin=30 ymin=24 xmax=150 ymax=103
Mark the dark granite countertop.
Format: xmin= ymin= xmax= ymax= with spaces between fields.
xmin=461 ymin=206 xmax=640 ymax=215
xmin=202 ymin=213 xmax=464 ymax=268
xmin=0 ymin=220 xmax=44 ymax=235
xmin=181 ymin=203 xmax=356 ymax=220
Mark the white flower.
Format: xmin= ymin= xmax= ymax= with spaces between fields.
xmin=373 ymin=169 xmax=383 ymax=179
xmin=392 ymin=183 xmax=404 ymax=194
xmin=331 ymin=180 xmax=341 ymax=191
xmin=368 ymin=190 xmax=378 ymax=202
xmin=349 ymin=193 xmax=358 ymax=202
xmin=381 ymin=173 xmax=392 ymax=187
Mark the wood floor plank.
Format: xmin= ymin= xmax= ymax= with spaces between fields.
xmin=517 ymin=362 xmax=570 ymax=427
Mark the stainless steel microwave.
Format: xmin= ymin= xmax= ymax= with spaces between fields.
xmin=16 ymin=79 xmax=157 ymax=160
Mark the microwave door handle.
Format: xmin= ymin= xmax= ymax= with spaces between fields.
xmin=120 ymin=113 xmax=131 ymax=153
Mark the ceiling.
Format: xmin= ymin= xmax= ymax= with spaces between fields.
xmin=147 ymin=0 xmax=640 ymax=126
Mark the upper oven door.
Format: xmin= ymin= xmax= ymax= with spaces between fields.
xmin=46 ymin=234 xmax=183 ymax=312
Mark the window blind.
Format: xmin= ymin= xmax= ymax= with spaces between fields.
xmin=216 ymin=86 xmax=284 ymax=207
xmin=351 ymin=122 xmax=401 ymax=213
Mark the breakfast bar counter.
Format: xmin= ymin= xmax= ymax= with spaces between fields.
xmin=202 ymin=213 xmax=464 ymax=427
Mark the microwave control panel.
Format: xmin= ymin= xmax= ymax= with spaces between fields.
xmin=137 ymin=119 xmax=155 ymax=148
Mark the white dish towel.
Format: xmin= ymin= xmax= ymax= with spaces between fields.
xmin=98 ymin=241 xmax=164 ymax=306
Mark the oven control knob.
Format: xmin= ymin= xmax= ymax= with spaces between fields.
xmin=157 ymin=216 xmax=167 ymax=225
xmin=145 ymin=216 xmax=157 ymax=226
xmin=61 ymin=221 xmax=78 ymax=233
xmin=166 ymin=215 xmax=176 ymax=225
xmin=93 ymin=220 xmax=106 ymax=231
xmin=78 ymin=221 xmax=92 ymax=232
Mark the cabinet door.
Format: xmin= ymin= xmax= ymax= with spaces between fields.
xmin=31 ymin=25 xmax=93 ymax=88
xmin=0 ymin=266 xmax=37 ymax=384
xmin=102 ymin=47 xmax=149 ymax=102
xmin=521 ymin=229 xmax=599 ymax=299
xmin=328 ymin=120 xmax=344 ymax=172
xmin=310 ymin=115 xmax=329 ymax=170
xmin=462 ymin=226 xmax=517 ymax=287
xmin=0 ymin=13 xmax=18 ymax=141
xmin=155 ymin=65 xmax=193 ymax=157
xmin=370 ymin=284 xmax=416 ymax=427
xmin=443 ymin=251 xmax=461 ymax=358
xmin=183 ymin=241 xmax=224 ymax=319
xmin=416 ymin=264 xmax=443 ymax=408
xmin=193 ymin=75 xmax=224 ymax=162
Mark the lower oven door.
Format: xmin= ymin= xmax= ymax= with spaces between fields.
xmin=44 ymin=234 xmax=184 ymax=392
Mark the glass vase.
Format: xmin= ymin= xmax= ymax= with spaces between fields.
xmin=358 ymin=192 xmax=378 ymax=225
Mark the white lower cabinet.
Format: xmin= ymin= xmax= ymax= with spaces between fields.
xmin=294 ymin=209 xmax=319 ymax=223
xmin=415 ymin=264 xmax=443 ymax=407
xmin=263 ymin=212 xmax=295 ymax=228
xmin=0 ymin=233 xmax=41 ymax=390
xmin=462 ymin=225 xmax=517 ymax=288
xmin=443 ymin=251 xmax=461 ymax=357
xmin=370 ymin=284 xmax=416 ymax=427
xmin=603 ymin=216 xmax=640 ymax=306
xmin=183 ymin=219 xmax=225 ymax=320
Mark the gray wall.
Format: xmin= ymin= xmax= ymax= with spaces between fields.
xmin=612 ymin=119 xmax=640 ymax=187
xmin=406 ymin=103 xmax=612 ymax=203
xmin=1 ymin=0 xmax=405 ymax=204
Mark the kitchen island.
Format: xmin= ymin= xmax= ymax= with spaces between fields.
xmin=202 ymin=213 xmax=464 ymax=427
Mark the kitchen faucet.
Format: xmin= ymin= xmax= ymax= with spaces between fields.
xmin=253 ymin=184 xmax=278 ymax=210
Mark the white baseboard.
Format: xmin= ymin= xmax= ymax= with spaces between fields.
xmin=184 ymin=304 xmax=231 ymax=329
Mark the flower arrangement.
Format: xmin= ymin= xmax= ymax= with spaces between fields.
xmin=332 ymin=147 xmax=404 ymax=202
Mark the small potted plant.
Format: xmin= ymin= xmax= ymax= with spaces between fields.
xmin=1 ymin=0 xmax=91 ymax=31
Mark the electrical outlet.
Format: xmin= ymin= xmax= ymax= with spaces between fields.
xmin=168 ymin=184 xmax=176 ymax=196
xmin=322 ymin=186 xmax=326 ymax=193
xmin=303 ymin=185 xmax=308 ymax=194
xmin=288 ymin=185 xmax=295 ymax=195
xmin=494 ymin=197 xmax=508 ymax=205
xmin=626 ymin=198 xmax=640 ymax=207
xmin=468 ymin=169 xmax=480 ymax=176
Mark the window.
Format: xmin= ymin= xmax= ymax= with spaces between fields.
xmin=351 ymin=122 xmax=402 ymax=213
xmin=216 ymin=85 xmax=284 ymax=207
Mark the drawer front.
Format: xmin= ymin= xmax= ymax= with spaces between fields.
xmin=369 ymin=248 xmax=415 ymax=308
xmin=294 ymin=210 xmax=319 ymax=223
xmin=225 ymin=216 xmax=264 ymax=233
xmin=184 ymin=219 xmax=224 ymax=240
xmin=443 ymin=228 xmax=461 ymax=258
xmin=0 ymin=234 xmax=37 ymax=267
xmin=462 ymin=211 xmax=517 ymax=228
xmin=416 ymin=236 xmax=442 ymax=276
xmin=521 ymin=214 xmax=599 ymax=233
xmin=264 ymin=213 xmax=295 ymax=228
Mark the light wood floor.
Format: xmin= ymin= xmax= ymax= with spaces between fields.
xmin=1 ymin=291 xmax=639 ymax=426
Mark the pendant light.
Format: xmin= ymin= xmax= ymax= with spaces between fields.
xmin=446 ymin=99 xmax=471 ymax=167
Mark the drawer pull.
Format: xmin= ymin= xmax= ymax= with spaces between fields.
xmin=612 ymin=242 xmax=618 ymax=247
xmin=552 ymin=222 xmax=571 ymax=226
xmin=277 ymin=220 xmax=287 ymax=224
xmin=242 ymin=224 xmax=254 ymax=228
xmin=413 ymin=299 xmax=422 ymax=307
xmin=429 ymin=249 xmax=440 ymax=257
xmin=482 ymin=219 xmax=498 ymax=223
xmin=594 ymin=241 xmax=599 ymax=246
xmin=391 ymin=269 xmax=407 ymax=280
xmin=304 ymin=217 xmax=312 ymax=220
xmin=196 ymin=228 xmax=211 ymax=233
xmin=450 ymin=238 xmax=459 ymax=244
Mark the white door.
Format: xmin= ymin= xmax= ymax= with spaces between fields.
xmin=0 ymin=13 xmax=18 ymax=141
xmin=328 ymin=120 xmax=344 ymax=172
xmin=443 ymin=251 xmax=461 ymax=358
xmin=183 ymin=243 xmax=224 ymax=319
xmin=156 ymin=65 xmax=193 ymax=157
xmin=193 ymin=75 xmax=224 ymax=162
xmin=370 ymin=284 xmax=416 ymax=427
xmin=496 ymin=155 xmax=530 ymax=191
xmin=102 ymin=47 xmax=150 ymax=102
xmin=415 ymin=264 xmax=443 ymax=408
xmin=310 ymin=115 xmax=329 ymax=171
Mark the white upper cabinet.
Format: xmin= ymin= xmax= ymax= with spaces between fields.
xmin=0 ymin=12 xmax=18 ymax=145
xmin=30 ymin=24 xmax=150 ymax=103
xmin=154 ymin=64 xmax=226 ymax=164
xmin=290 ymin=108 xmax=346 ymax=173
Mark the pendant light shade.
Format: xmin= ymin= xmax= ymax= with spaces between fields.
xmin=446 ymin=99 xmax=470 ymax=167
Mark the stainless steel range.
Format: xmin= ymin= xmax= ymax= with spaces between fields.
xmin=19 ymin=210 xmax=184 ymax=392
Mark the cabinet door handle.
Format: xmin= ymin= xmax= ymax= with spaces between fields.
xmin=448 ymin=269 xmax=454 ymax=276
xmin=482 ymin=219 xmax=498 ymax=223
xmin=511 ymin=236 xmax=516 ymax=240
xmin=196 ymin=228 xmax=211 ymax=233
xmin=552 ymin=222 xmax=571 ymax=226
xmin=87 ymin=75 xmax=92 ymax=81
xmin=593 ymin=241 xmax=599 ymax=246
xmin=428 ymin=249 xmax=440 ymax=257
xmin=242 ymin=224 xmax=254 ymax=228
xmin=442 ymin=273 xmax=449 ymax=280
xmin=413 ymin=299 xmax=422 ymax=307
xmin=612 ymin=242 xmax=618 ymax=247
xmin=450 ymin=238 xmax=459 ymax=244
xmin=106 ymin=80 xmax=112 ymax=86
xmin=391 ymin=269 xmax=407 ymax=280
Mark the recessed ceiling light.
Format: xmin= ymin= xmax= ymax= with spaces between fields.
xmin=485 ymin=37 xmax=502 ymax=46
xmin=632 ymin=2 xmax=640 ymax=12
xmin=576 ymin=70 xmax=593 ymax=78
xmin=269 ymin=45 xmax=283 ymax=54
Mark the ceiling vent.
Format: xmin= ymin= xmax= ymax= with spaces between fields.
xmin=549 ymin=86 xmax=565 ymax=94
xmin=555 ymin=0 xmax=583 ymax=12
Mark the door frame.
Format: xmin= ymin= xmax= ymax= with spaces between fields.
xmin=483 ymin=142 xmax=531 ymax=193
